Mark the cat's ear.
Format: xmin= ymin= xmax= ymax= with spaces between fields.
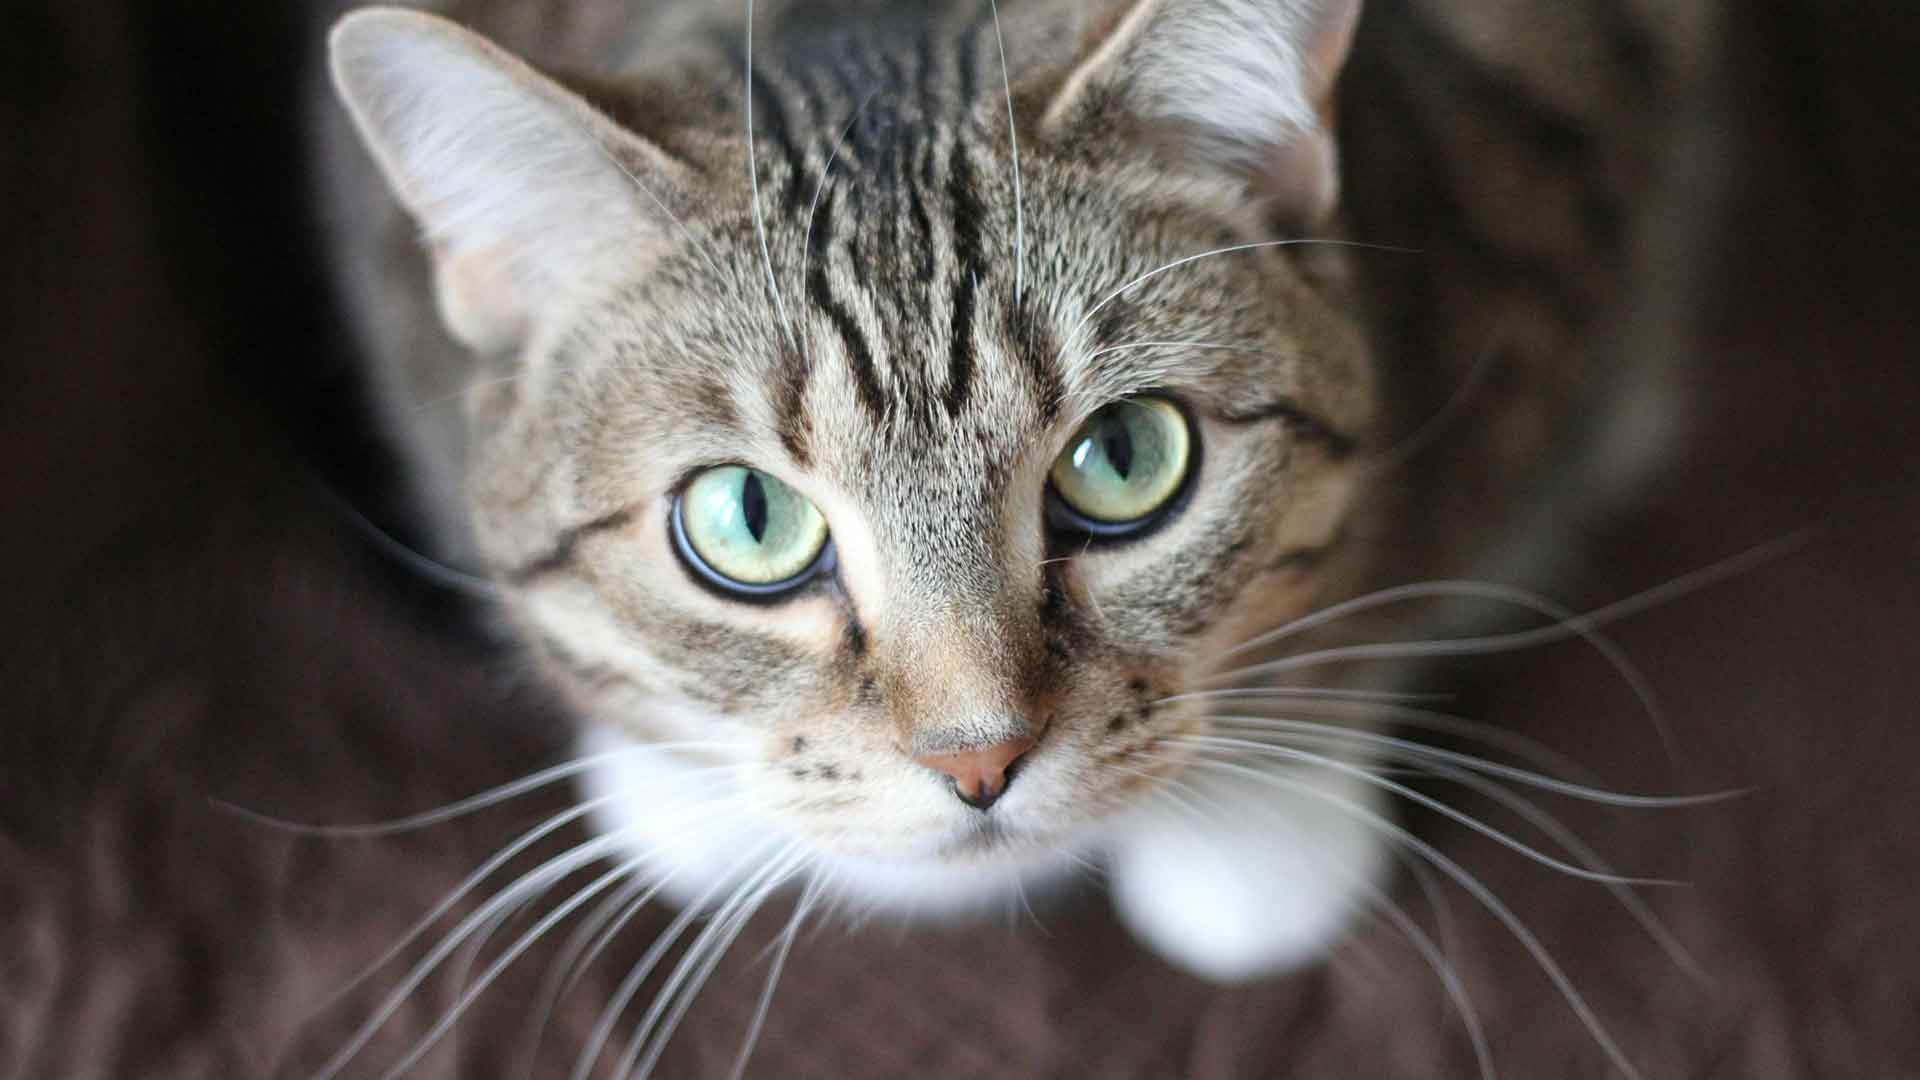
xmin=329 ymin=8 xmax=688 ymax=352
xmin=1042 ymin=0 xmax=1361 ymax=228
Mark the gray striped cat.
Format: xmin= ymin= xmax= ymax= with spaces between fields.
xmin=318 ymin=0 xmax=1717 ymax=1001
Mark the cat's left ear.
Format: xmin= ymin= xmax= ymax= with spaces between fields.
xmin=1042 ymin=0 xmax=1361 ymax=228
xmin=329 ymin=8 xmax=692 ymax=353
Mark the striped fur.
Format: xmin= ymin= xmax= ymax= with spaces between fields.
xmin=318 ymin=0 xmax=1721 ymax=980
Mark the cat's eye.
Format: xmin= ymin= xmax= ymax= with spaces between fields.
xmin=1047 ymin=396 xmax=1194 ymax=537
xmin=672 ymin=465 xmax=831 ymax=596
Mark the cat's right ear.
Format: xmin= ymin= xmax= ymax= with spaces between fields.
xmin=1041 ymin=0 xmax=1361 ymax=230
xmin=329 ymin=8 xmax=690 ymax=354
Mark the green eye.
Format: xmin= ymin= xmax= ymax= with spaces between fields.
xmin=1048 ymin=397 xmax=1193 ymax=534
xmin=673 ymin=465 xmax=831 ymax=595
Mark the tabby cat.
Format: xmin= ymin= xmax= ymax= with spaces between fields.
xmin=314 ymin=0 xmax=1719 ymax=1066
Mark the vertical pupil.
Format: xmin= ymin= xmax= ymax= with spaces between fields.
xmin=1102 ymin=416 xmax=1135 ymax=480
xmin=741 ymin=472 xmax=769 ymax=542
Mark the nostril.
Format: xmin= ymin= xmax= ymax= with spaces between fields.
xmin=914 ymin=736 xmax=1035 ymax=812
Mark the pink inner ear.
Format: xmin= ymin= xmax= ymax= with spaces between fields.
xmin=430 ymin=242 xmax=531 ymax=355
xmin=1257 ymin=130 xmax=1341 ymax=231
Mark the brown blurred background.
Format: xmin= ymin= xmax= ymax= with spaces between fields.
xmin=3 ymin=2 xmax=1917 ymax=1076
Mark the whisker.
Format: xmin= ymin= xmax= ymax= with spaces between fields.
xmin=1206 ymin=578 xmax=1674 ymax=760
xmin=1390 ymin=752 xmax=1708 ymax=982
xmin=1157 ymin=686 xmax=1450 ymax=706
xmin=520 ymin=802 xmax=763 ymax=1075
xmin=309 ymin=481 xmax=499 ymax=598
xmin=571 ymin=840 xmax=783 ymax=1080
xmin=726 ymin=869 xmax=827 ymax=1080
xmin=377 ymin=858 xmax=645 ymax=1078
xmin=314 ymin=832 xmax=631 ymax=1080
xmin=618 ymin=845 xmax=809 ymax=1079
xmin=1177 ymin=756 xmax=1646 ymax=1079
xmin=796 ymin=88 xmax=879 ymax=310
xmin=1198 ymin=720 xmax=1743 ymax=807
xmin=1174 ymin=726 xmax=1706 ymax=978
xmin=1179 ymin=692 xmax=1598 ymax=786
xmin=988 ymin=0 xmax=1024 ymax=305
xmin=1355 ymin=874 xmax=1496 ymax=1080
xmin=215 ymin=748 xmax=740 ymax=838
xmin=574 ymin=107 xmax=731 ymax=285
xmin=1358 ymin=334 xmax=1499 ymax=477
xmin=1128 ymin=754 xmax=1494 ymax=1078
xmin=1054 ymin=238 xmax=1416 ymax=369
xmin=1166 ymin=736 xmax=1680 ymax=887
xmin=1082 ymin=340 xmax=1267 ymax=362
xmin=517 ymin=872 xmax=662 ymax=1077
xmin=744 ymin=0 xmax=797 ymax=350
xmin=305 ymin=794 xmax=623 ymax=1021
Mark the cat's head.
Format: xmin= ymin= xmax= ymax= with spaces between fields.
xmin=329 ymin=0 xmax=1371 ymax=885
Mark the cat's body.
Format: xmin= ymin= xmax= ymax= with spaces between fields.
xmin=314 ymin=0 xmax=1720 ymax=998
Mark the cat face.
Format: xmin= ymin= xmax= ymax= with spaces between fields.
xmin=331 ymin=0 xmax=1369 ymax=881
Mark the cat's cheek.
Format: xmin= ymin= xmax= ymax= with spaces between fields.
xmin=1106 ymin=763 xmax=1392 ymax=981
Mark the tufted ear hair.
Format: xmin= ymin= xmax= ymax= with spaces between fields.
xmin=329 ymin=7 xmax=692 ymax=353
xmin=1043 ymin=0 xmax=1361 ymax=228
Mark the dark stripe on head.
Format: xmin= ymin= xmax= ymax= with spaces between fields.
xmin=1007 ymin=301 xmax=1063 ymax=422
xmin=776 ymin=340 xmax=814 ymax=466
xmin=1216 ymin=398 xmax=1358 ymax=457
xmin=504 ymin=508 xmax=636 ymax=583
xmin=942 ymin=143 xmax=985 ymax=416
xmin=905 ymin=146 xmax=938 ymax=288
xmin=805 ymin=187 xmax=889 ymax=420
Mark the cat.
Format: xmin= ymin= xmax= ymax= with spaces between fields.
xmin=313 ymin=0 xmax=1722 ymax=1067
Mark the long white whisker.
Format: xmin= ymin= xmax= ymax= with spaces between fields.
xmin=516 ymin=872 xmax=659 ymax=1078
xmin=796 ymin=88 xmax=880 ymax=314
xmin=1358 ymin=877 xmax=1496 ymax=1080
xmin=520 ymin=803 xmax=762 ymax=1076
xmin=1055 ymin=238 xmax=1414 ymax=367
xmin=1082 ymin=340 xmax=1267 ymax=362
xmin=744 ymin=0 xmax=797 ymax=350
xmin=1158 ymin=686 xmax=1450 ymax=706
xmin=313 ymin=485 xmax=501 ymax=597
xmin=314 ymin=832 xmax=630 ymax=1080
xmin=1359 ymin=334 xmax=1500 ymax=477
xmin=378 ymin=859 xmax=644 ymax=1078
xmin=1199 ymin=720 xmax=1742 ymax=807
xmin=306 ymin=794 xmax=624 ymax=1022
xmin=1179 ymin=756 xmax=1645 ymax=1080
xmin=619 ymin=845 xmax=808 ymax=1079
xmin=1167 ymin=736 xmax=1679 ymax=887
xmin=726 ymin=870 xmax=827 ymax=1080
xmin=1181 ymin=692 xmax=1598 ymax=785
xmin=582 ymin=131 xmax=731 ymax=285
xmin=988 ymin=0 xmax=1024 ymax=305
xmin=1206 ymin=578 xmax=1675 ymax=760
xmin=1398 ymin=753 xmax=1709 ymax=982
xmin=216 ymin=746 xmax=740 ymax=837
xmin=570 ymin=840 xmax=782 ymax=1080
xmin=1129 ymin=755 xmax=1493 ymax=1078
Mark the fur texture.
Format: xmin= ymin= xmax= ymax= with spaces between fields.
xmin=316 ymin=0 xmax=1720 ymax=990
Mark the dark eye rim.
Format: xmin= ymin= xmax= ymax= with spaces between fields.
xmin=1044 ymin=394 xmax=1202 ymax=546
xmin=668 ymin=466 xmax=836 ymax=603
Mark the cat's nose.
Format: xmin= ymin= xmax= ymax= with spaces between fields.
xmin=914 ymin=736 xmax=1035 ymax=811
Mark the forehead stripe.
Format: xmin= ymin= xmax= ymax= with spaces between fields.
xmin=803 ymin=185 xmax=888 ymax=421
xmin=942 ymin=143 xmax=985 ymax=417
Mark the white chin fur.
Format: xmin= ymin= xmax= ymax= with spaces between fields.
xmin=1106 ymin=764 xmax=1391 ymax=982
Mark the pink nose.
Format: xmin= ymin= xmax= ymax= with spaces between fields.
xmin=914 ymin=736 xmax=1036 ymax=810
